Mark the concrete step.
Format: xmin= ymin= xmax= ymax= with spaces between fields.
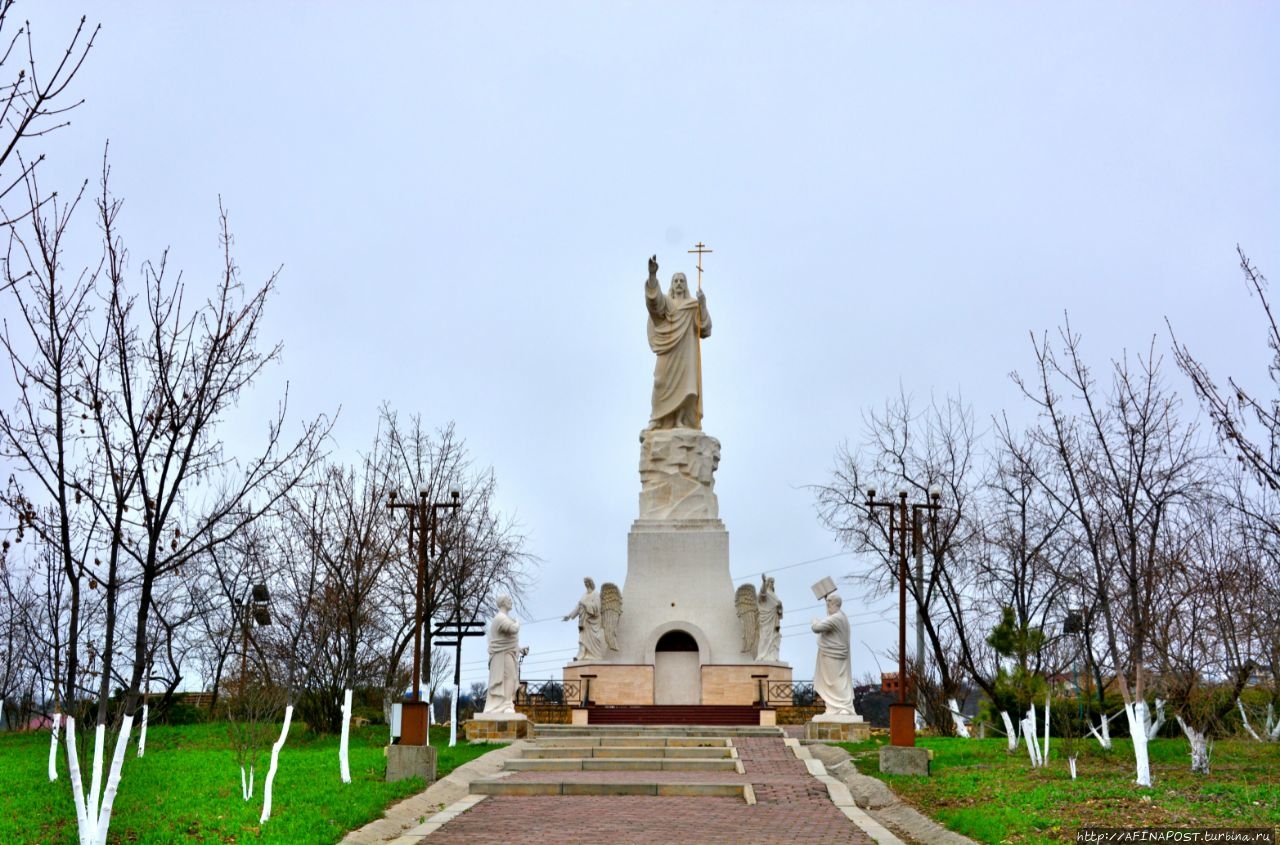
xmin=530 ymin=735 xmax=733 ymax=747
xmin=535 ymin=725 xmax=780 ymax=737
xmin=504 ymin=757 xmax=740 ymax=772
xmin=470 ymin=779 xmax=755 ymax=801
xmin=523 ymin=745 xmax=734 ymax=759
xmin=585 ymin=705 xmax=763 ymax=726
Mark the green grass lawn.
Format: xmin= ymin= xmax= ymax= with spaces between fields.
xmin=840 ymin=735 xmax=1280 ymax=844
xmin=0 ymin=722 xmax=493 ymax=845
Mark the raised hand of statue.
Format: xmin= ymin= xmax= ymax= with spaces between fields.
xmin=696 ymin=288 xmax=706 ymax=306
xmin=648 ymin=254 xmax=659 ymax=278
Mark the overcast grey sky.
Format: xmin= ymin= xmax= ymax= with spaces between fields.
xmin=12 ymin=2 xmax=1279 ymax=691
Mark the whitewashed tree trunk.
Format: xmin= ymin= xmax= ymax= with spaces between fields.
xmin=1000 ymin=711 xmax=1019 ymax=751
xmin=240 ymin=765 xmax=254 ymax=800
xmin=1021 ymin=719 xmax=1042 ymax=766
xmin=1124 ymin=701 xmax=1153 ymax=787
xmin=49 ymin=713 xmax=62 ymax=782
xmin=65 ymin=718 xmax=91 ymax=845
xmin=1265 ymin=703 xmax=1280 ymax=740
xmin=1042 ymin=693 xmax=1051 ymax=764
xmin=1087 ymin=712 xmax=1113 ymax=749
xmin=259 ymin=705 xmax=294 ymax=824
xmin=91 ymin=714 xmax=134 ymax=845
xmin=947 ymin=698 xmax=970 ymax=738
xmin=1068 ymin=756 xmax=1078 ymax=779
xmin=448 ymin=684 xmax=459 ymax=748
xmin=1021 ymin=706 xmax=1043 ymax=767
xmin=1175 ymin=716 xmax=1211 ymax=774
xmin=338 ymin=689 xmax=352 ymax=784
xmin=87 ymin=724 xmax=106 ymax=831
xmin=1237 ymin=699 xmax=1263 ymax=741
xmin=1145 ymin=698 xmax=1166 ymax=740
xmin=63 ymin=715 xmax=135 ymax=845
xmin=136 ymin=706 xmax=148 ymax=758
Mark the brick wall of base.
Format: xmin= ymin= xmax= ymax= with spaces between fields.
xmin=515 ymin=704 xmax=572 ymax=724
xmin=701 ymin=664 xmax=793 ymax=705
xmin=563 ymin=664 xmax=654 ymax=705
xmin=774 ymin=705 xmax=825 ymax=725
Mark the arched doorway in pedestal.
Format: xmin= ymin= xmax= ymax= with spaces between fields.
xmin=654 ymin=629 xmax=700 ymax=704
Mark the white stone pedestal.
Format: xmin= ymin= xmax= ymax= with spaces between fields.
xmin=561 ymin=426 xmax=787 ymax=706
xmin=464 ymin=712 xmax=530 ymax=742
xmin=805 ymin=712 xmax=871 ymax=742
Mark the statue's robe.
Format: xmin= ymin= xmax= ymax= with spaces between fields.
xmin=812 ymin=610 xmax=856 ymax=715
xmin=646 ymin=279 xmax=711 ymax=427
xmin=756 ymin=592 xmax=783 ymax=662
xmin=483 ymin=611 xmax=521 ymax=714
xmin=567 ymin=590 xmax=606 ymax=661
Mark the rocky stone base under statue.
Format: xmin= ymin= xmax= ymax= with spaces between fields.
xmin=464 ymin=712 xmax=531 ymax=742
xmin=805 ymin=712 xmax=871 ymax=742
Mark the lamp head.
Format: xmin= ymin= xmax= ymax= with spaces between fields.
xmin=865 ymin=485 xmax=877 ymax=501
xmin=929 ymin=484 xmax=942 ymax=501
xmin=450 ymin=488 xmax=460 ymax=502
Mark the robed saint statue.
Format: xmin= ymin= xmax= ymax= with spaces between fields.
xmin=645 ymin=254 xmax=711 ymax=429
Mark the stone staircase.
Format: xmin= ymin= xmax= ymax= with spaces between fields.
xmin=586 ymin=704 xmax=763 ymax=725
xmin=469 ymin=724 xmax=783 ymax=801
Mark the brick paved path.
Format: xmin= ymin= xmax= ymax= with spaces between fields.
xmin=420 ymin=736 xmax=875 ymax=845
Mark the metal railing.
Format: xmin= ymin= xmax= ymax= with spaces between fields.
xmin=766 ymin=680 xmax=823 ymax=707
xmin=516 ymin=679 xmax=582 ymax=707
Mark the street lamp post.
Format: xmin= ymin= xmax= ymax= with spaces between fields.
xmin=387 ymin=486 xmax=461 ymax=746
xmin=866 ymin=485 xmax=941 ymax=747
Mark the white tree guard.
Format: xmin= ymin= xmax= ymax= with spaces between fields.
xmin=65 ymin=718 xmax=91 ymax=845
xmin=1237 ymin=699 xmax=1262 ymax=741
xmin=339 ymin=689 xmax=352 ymax=784
xmin=1000 ymin=711 xmax=1019 ymax=751
xmin=1124 ymin=701 xmax=1153 ymax=786
xmin=1021 ymin=718 xmax=1042 ymax=766
xmin=947 ymin=698 xmax=971 ymax=738
xmin=1145 ymin=698 xmax=1166 ymax=740
xmin=449 ymin=684 xmax=459 ymax=748
xmin=259 ymin=705 xmax=294 ymax=824
xmin=49 ymin=713 xmax=62 ymax=782
xmin=87 ymin=724 xmax=106 ymax=831
xmin=92 ymin=714 xmax=134 ymax=845
xmin=136 ymin=705 xmax=148 ymax=758
xmin=240 ymin=765 xmax=254 ymax=800
xmin=1087 ymin=712 xmax=1113 ymax=749
xmin=1042 ymin=693 xmax=1051 ymax=764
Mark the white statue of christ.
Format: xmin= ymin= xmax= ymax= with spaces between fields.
xmin=645 ymin=254 xmax=711 ymax=430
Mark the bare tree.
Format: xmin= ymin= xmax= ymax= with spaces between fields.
xmin=2 ymin=157 xmax=328 ymax=840
xmin=814 ymin=390 xmax=985 ymax=734
xmin=1150 ymin=491 xmax=1259 ymax=773
xmin=377 ymin=410 xmax=533 ymax=716
xmin=1008 ymin=319 xmax=1208 ymax=786
xmin=0 ymin=174 xmax=97 ymax=712
xmin=0 ymin=2 xmax=97 ymax=227
xmin=1172 ymin=248 xmax=1280 ymax=506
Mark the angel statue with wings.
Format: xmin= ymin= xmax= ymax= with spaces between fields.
xmin=564 ymin=577 xmax=623 ymax=660
xmin=735 ymin=575 xmax=783 ymax=661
